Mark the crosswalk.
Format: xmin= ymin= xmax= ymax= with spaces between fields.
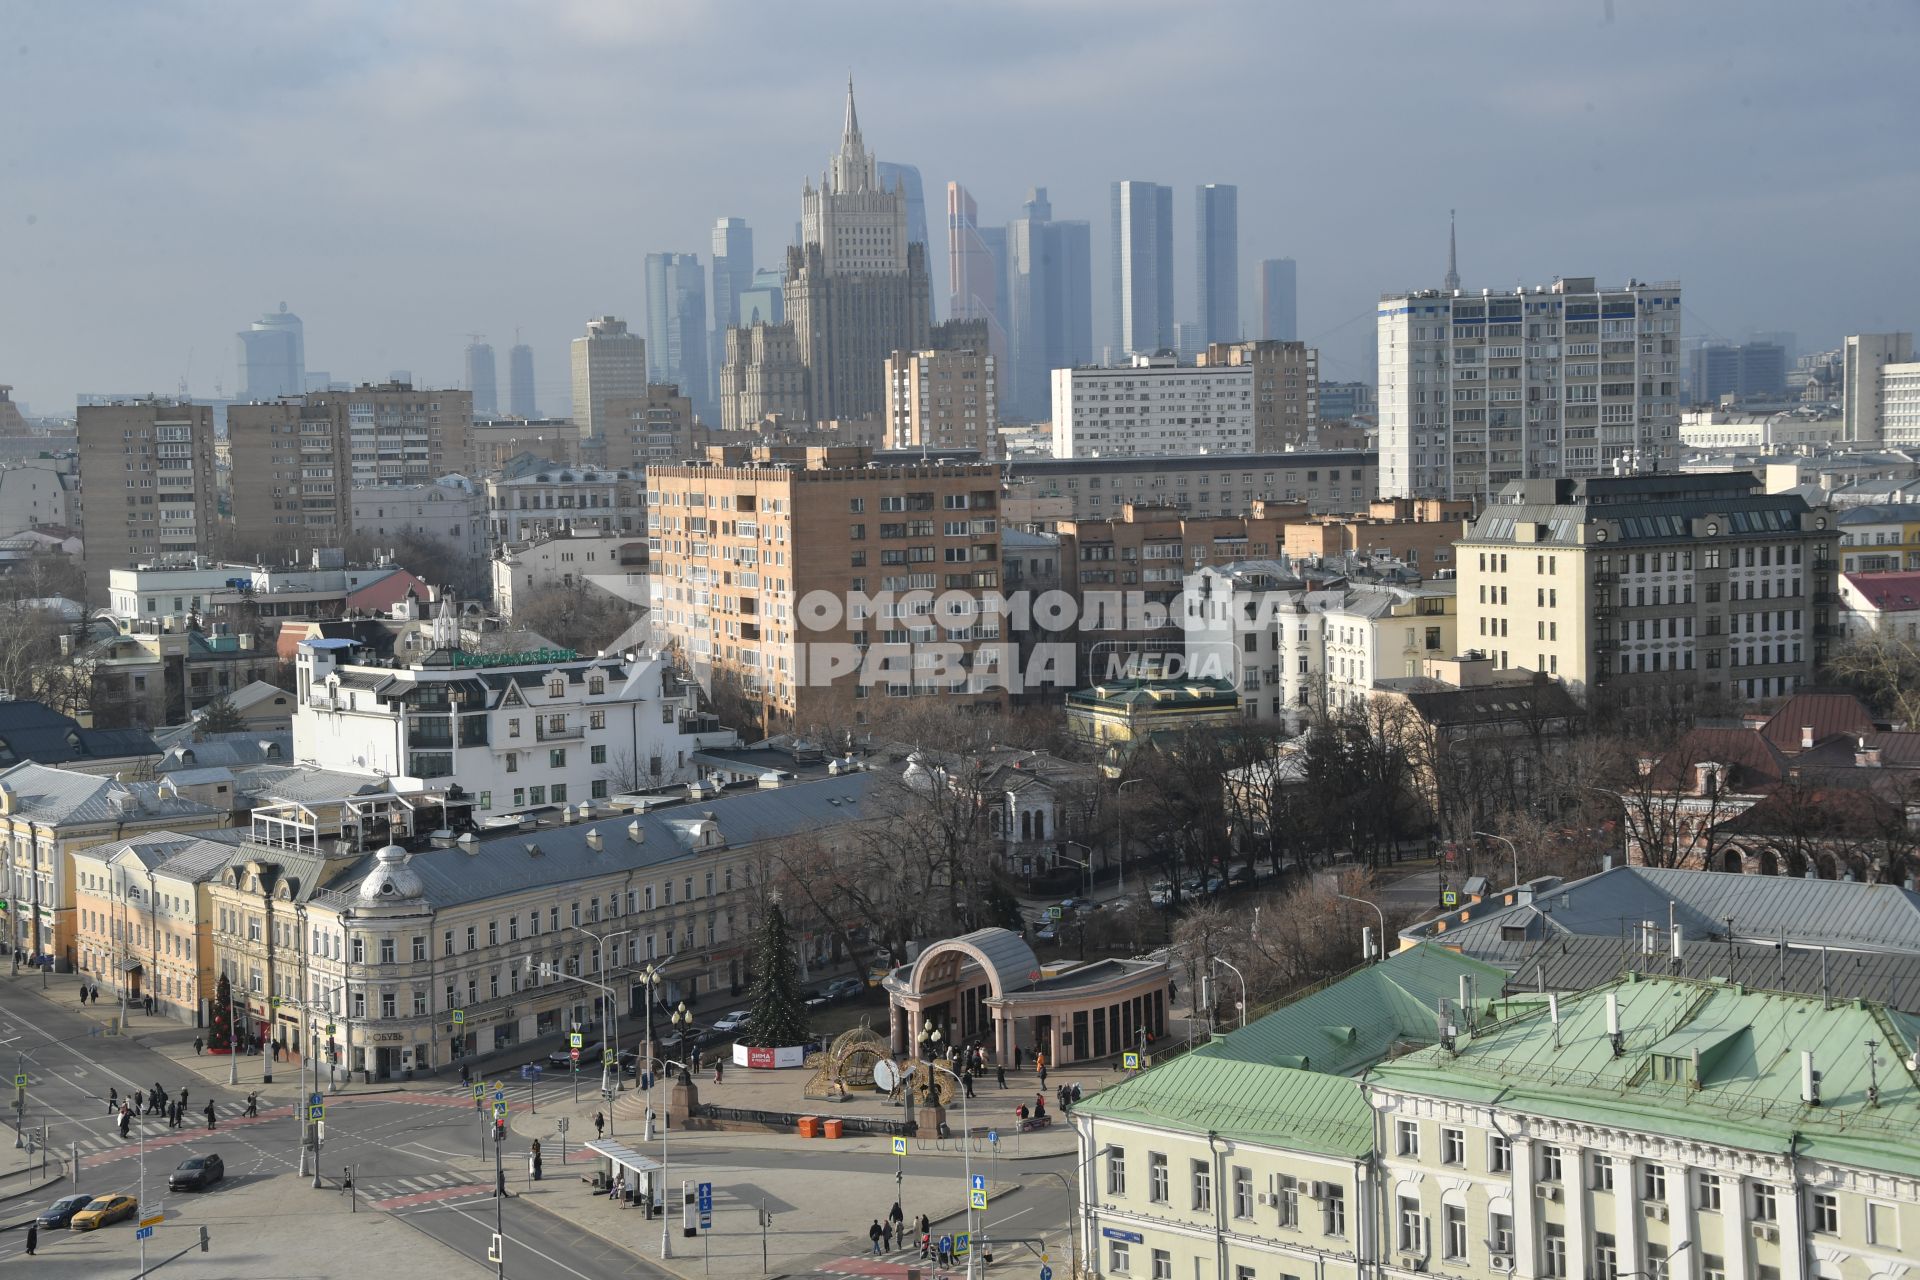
xmin=364 ymin=1170 xmax=494 ymax=1210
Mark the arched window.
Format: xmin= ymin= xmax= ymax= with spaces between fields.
xmin=1020 ymin=812 xmax=1032 ymax=841
xmin=1033 ymin=811 xmax=1046 ymax=841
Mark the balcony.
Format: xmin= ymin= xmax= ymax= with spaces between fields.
xmin=535 ymin=719 xmax=584 ymax=743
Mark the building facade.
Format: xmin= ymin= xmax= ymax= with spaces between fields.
xmin=349 ymin=482 xmax=487 ymax=561
xmin=1842 ymin=332 xmax=1913 ymax=443
xmin=1052 ymin=355 xmax=1254 ymax=459
xmin=718 ymin=322 xmax=811 ymax=432
xmin=1003 ymin=187 xmax=1093 ymax=424
xmin=645 ymin=252 xmax=711 ymax=421
xmin=1259 ymin=257 xmax=1298 ymax=342
xmin=570 ymin=316 xmax=648 ymax=441
xmin=885 ymin=344 xmax=998 ymax=458
xmin=946 ymin=181 xmax=1008 ymax=371
xmin=71 ymin=832 xmax=235 ymax=1024
xmin=1195 ymin=183 xmax=1239 ymax=346
xmin=507 ymin=343 xmax=537 ymax=419
xmin=1882 ymin=358 xmax=1920 ymax=450
xmin=785 ymin=83 xmax=932 ymax=424
xmin=465 ymin=341 xmax=498 ymax=418
xmin=1456 ymin=473 xmax=1838 ymax=705
xmin=305 ymin=383 xmax=471 ymax=487
xmin=646 ymin=445 xmax=1009 ymax=729
xmin=491 ymin=530 xmax=647 ymax=620
xmin=77 ymin=401 xmax=221 ymax=602
xmin=1110 ymin=180 xmax=1174 ymax=359
xmin=235 ymin=304 xmax=305 ymax=402
xmin=1378 ymin=276 xmax=1684 ymax=500
xmin=485 ymin=461 xmax=643 ymax=544
xmin=1201 ymin=340 xmax=1319 ymax=451
xmin=226 ymin=398 xmax=353 ymax=555
xmin=1005 ymin=451 xmax=1378 ymax=524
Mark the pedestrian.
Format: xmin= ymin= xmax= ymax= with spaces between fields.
xmin=91 ymin=984 xmax=99 ymax=1003
xmin=1013 ymin=1045 xmax=1022 ymax=1070
xmin=25 ymin=1221 xmax=36 ymax=1255
xmin=869 ymin=1220 xmax=883 ymax=1255
xmin=193 ymin=1036 xmax=203 ymax=1056
xmin=594 ymin=1111 xmax=605 ymax=1139
xmin=107 ymin=1087 xmax=117 ymax=1115
xmin=530 ymin=1140 xmax=542 ymax=1182
xmin=713 ymin=1060 xmax=723 ymax=1085
xmin=963 ymin=1071 xmax=975 ymax=1100
xmin=179 ymin=1087 xmax=188 ymax=1110
xmin=996 ymin=1063 xmax=1007 ymax=1089
xmin=204 ymin=1100 xmax=216 ymax=1130
xmin=890 ymin=1200 xmax=903 ymax=1230
xmin=168 ymin=1101 xmax=178 ymax=1129
xmin=1038 ymin=1064 xmax=1048 ymax=1088
xmin=119 ymin=1109 xmax=130 ymax=1139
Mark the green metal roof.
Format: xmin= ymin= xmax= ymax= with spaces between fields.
xmin=1074 ymin=1054 xmax=1372 ymax=1158
xmin=1369 ymin=974 xmax=1920 ymax=1178
xmin=1198 ymin=944 xmax=1510 ymax=1077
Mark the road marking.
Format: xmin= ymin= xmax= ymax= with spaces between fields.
xmin=436 ymin=1202 xmax=601 ymax=1280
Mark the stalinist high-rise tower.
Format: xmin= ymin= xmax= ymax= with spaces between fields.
xmin=784 ymin=79 xmax=931 ymax=423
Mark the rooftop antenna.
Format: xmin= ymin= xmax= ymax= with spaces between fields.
xmin=1866 ymin=1039 xmax=1882 ymax=1108
xmin=1437 ymin=997 xmax=1458 ymax=1055
xmin=1606 ymin=991 xmax=1624 ymax=1057
xmin=1800 ymin=1050 xmax=1822 ymax=1107
xmin=1549 ymin=993 xmax=1562 ymax=1051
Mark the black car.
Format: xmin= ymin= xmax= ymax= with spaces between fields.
xmin=36 ymin=1193 xmax=92 ymax=1229
xmin=168 ymin=1153 xmax=224 ymax=1191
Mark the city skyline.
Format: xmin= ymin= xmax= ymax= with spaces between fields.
xmin=2 ymin=2 xmax=1914 ymax=413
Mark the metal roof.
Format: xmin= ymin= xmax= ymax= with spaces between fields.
xmin=0 ymin=761 xmax=224 ymax=828
xmin=1198 ymin=944 xmax=1507 ymax=1077
xmin=1074 ymin=1055 xmax=1372 ymax=1158
xmin=1369 ymin=975 xmax=1920 ymax=1177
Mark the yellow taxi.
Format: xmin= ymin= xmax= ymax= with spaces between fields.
xmin=69 ymin=1193 xmax=138 ymax=1231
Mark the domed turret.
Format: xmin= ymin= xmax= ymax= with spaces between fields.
xmin=357 ymin=844 xmax=425 ymax=903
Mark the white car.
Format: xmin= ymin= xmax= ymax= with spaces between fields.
xmin=713 ymin=1010 xmax=751 ymax=1033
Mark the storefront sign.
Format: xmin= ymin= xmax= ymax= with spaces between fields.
xmin=450 ymin=648 xmax=580 ymax=669
xmin=370 ymin=1032 xmax=404 ymax=1043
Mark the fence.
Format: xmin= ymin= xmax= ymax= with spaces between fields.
xmin=695 ymin=1103 xmax=911 ymax=1137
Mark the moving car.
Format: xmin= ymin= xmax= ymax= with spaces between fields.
xmin=69 ymin=1194 xmax=138 ymax=1231
xmin=546 ymin=1049 xmax=577 ymax=1068
xmin=168 ymin=1153 xmax=225 ymax=1191
xmin=713 ymin=1010 xmax=751 ymax=1033
xmin=36 ymin=1193 xmax=93 ymax=1229
xmin=1030 ymin=920 xmax=1057 ymax=943
xmin=824 ymin=977 xmax=865 ymax=1002
xmin=803 ymin=987 xmax=832 ymax=1010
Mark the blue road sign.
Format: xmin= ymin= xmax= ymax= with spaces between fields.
xmin=988 ymin=1129 xmax=999 ymax=1145
xmin=1042 ymin=1267 xmax=1054 ymax=1280
xmin=940 ymin=1235 xmax=954 ymax=1256
xmin=309 ymin=1092 xmax=323 ymax=1107
xmin=492 ymin=1087 xmax=505 ymax=1101
xmin=970 ymin=1173 xmax=986 ymax=1191
xmin=955 ymin=1232 xmax=971 ymax=1257
xmin=136 ymin=1226 xmax=154 ymax=1241
xmin=698 ymin=1180 xmax=713 ymax=1229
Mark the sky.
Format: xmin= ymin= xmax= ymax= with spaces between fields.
xmin=2 ymin=0 xmax=1916 ymax=415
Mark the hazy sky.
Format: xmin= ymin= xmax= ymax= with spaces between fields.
xmin=3 ymin=0 xmax=1916 ymax=415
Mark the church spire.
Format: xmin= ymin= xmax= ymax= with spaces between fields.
xmin=1443 ymin=208 xmax=1461 ymax=293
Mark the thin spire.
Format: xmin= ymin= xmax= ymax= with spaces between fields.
xmin=1443 ymin=208 xmax=1459 ymax=293
xmin=843 ymin=73 xmax=860 ymax=146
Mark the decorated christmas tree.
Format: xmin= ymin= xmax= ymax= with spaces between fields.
xmin=208 ymin=972 xmax=234 ymax=1053
xmin=740 ymin=897 xmax=812 ymax=1049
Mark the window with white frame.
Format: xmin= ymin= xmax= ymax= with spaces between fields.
xmin=1106 ymin=1149 xmax=1126 ymax=1196
xmin=1108 ymin=1242 xmax=1130 ymax=1274
xmin=1440 ymin=1127 xmax=1465 ymax=1166
xmin=1396 ymin=1196 xmax=1423 ymax=1252
xmin=1395 ymin=1119 xmax=1419 ymax=1157
xmin=1148 ymin=1153 xmax=1168 ymax=1203
xmin=1442 ymin=1204 xmax=1467 ymax=1261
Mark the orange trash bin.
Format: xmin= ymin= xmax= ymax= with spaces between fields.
xmin=797 ymin=1116 xmax=820 ymax=1138
xmin=822 ymin=1118 xmax=844 ymax=1139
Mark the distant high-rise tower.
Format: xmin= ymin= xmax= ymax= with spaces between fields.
xmin=465 ymin=340 xmax=497 ymax=417
xmin=570 ymin=316 xmax=647 ymax=439
xmin=236 ymin=303 xmax=305 ymax=400
xmin=1195 ymin=184 xmax=1239 ymax=345
xmin=875 ymin=161 xmax=929 ymax=255
xmin=1004 ymin=187 xmax=1092 ymax=422
xmin=645 ymin=253 xmax=711 ymax=420
xmin=508 ymin=340 xmax=537 ymax=418
xmin=710 ymin=218 xmax=755 ymax=420
xmin=784 ymin=78 xmax=932 ymax=422
xmin=739 ymin=269 xmax=785 ymax=327
xmin=946 ymin=182 xmax=1009 ymax=373
xmin=1259 ymin=258 xmax=1298 ymax=342
xmin=1110 ymin=181 xmax=1174 ymax=359
xmin=1443 ymin=210 xmax=1461 ymax=294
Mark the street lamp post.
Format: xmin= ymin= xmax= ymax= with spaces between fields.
xmin=1472 ymin=831 xmax=1520 ymax=888
xmin=917 ymin=1018 xmax=942 ymax=1062
xmin=531 ymin=959 xmax=620 ymax=1132
xmin=1115 ymin=779 xmax=1146 ymax=896
xmin=1211 ymin=958 xmax=1248 ymax=1029
xmin=566 ymin=924 xmax=630 ymax=1107
xmin=1059 ymin=843 xmax=1093 ymax=900
xmin=925 ymin=1061 xmax=976 ymax=1280
xmin=1333 ymin=893 xmax=1387 ymax=963
xmin=660 ymin=1001 xmax=693 ymax=1260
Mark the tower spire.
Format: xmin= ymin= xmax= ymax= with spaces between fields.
xmin=1443 ymin=208 xmax=1459 ymax=293
xmin=843 ymin=74 xmax=861 ymax=147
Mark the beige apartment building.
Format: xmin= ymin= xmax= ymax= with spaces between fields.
xmin=77 ymin=401 xmax=221 ymax=602
xmin=1199 ymin=339 xmax=1319 ymax=450
xmin=885 ymin=344 xmax=998 ymax=458
xmin=601 ymin=384 xmax=700 ymax=469
xmin=647 ymin=445 xmax=1009 ymax=731
xmin=297 ymin=383 xmax=471 ymax=486
xmin=71 ymin=832 xmax=235 ymax=1024
xmin=571 ymin=316 xmax=648 ymax=440
xmin=226 ymin=398 xmax=353 ymax=557
xmin=718 ymin=321 xmax=811 ymax=432
xmin=1457 ymin=472 xmax=1837 ymax=708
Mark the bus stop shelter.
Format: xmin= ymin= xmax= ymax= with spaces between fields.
xmin=584 ymin=1138 xmax=666 ymax=1212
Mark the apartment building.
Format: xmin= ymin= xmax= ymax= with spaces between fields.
xmin=570 ymin=316 xmax=648 ymax=440
xmin=1282 ymin=498 xmax=1472 ymax=573
xmin=1183 ymin=563 xmax=1342 ymax=727
xmin=1378 ymin=276 xmax=1684 ymax=500
xmin=1051 ymin=354 xmax=1255 ymax=458
xmin=226 ymin=398 xmax=353 ymax=554
xmin=885 ymin=344 xmax=998 ymax=458
xmin=646 ymin=445 xmax=1009 ymax=729
xmin=1835 ymin=504 xmax=1920 ymax=573
xmin=77 ymin=401 xmax=221 ymax=602
xmin=350 ymin=481 xmax=487 ymax=561
xmin=1320 ymin=582 xmax=1457 ymax=713
xmin=491 ymin=530 xmax=647 ymax=620
xmin=0 ymin=459 xmax=77 ymax=532
xmin=1842 ymin=332 xmax=1913 ymax=443
xmin=1005 ymin=451 xmax=1378 ymax=527
xmin=470 ymin=417 xmax=582 ymax=472
xmin=294 ymin=638 xmax=732 ymax=815
xmin=1882 ymin=356 xmax=1920 ymax=450
xmin=485 ymin=460 xmax=644 ymax=543
xmin=601 ymin=385 xmax=699 ymax=470
xmin=71 ymin=832 xmax=237 ymax=1024
xmin=718 ymin=322 xmax=811 ymax=432
xmin=1198 ymin=340 xmax=1319 ymax=450
xmin=1456 ymin=473 xmax=1838 ymax=707
xmin=300 ymin=383 xmax=471 ymax=487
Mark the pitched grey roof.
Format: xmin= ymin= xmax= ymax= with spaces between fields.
xmin=308 ymin=770 xmax=888 ymax=912
xmin=0 ymin=761 xmax=224 ymax=828
xmin=89 ymin=830 xmax=250 ymax=882
xmin=156 ymin=734 xmax=292 ymax=772
xmin=233 ymin=764 xmax=392 ymax=805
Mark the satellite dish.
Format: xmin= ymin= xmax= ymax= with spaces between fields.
xmin=873 ymin=1059 xmax=900 ymax=1093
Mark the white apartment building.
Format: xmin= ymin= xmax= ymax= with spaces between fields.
xmin=1050 ymin=354 xmax=1254 ymax=459
xmin=1184 ymin=564 xmax=1336 ymax=730
xmin=293 ymin=637 xmax=735 ymax=817
xmin=485 ymin=462 xmax=644 ymax=544
xmin=351 ymin=482 xmax=487 ymax=560
xmin=1320 ymin=582 xmax=1456 ymax=713
xmin=1378 ymin=277 xmax=1684 ymax=500
xmin=490 ymin=530 xmax=648 ymax=620
xmin=0 ymin=461 xmax=77 ymax=532
xmin=1842 ymin=332 xmax=1913 ymax=443
xmin=1883 ymin=359 xmax=1920 ymax=449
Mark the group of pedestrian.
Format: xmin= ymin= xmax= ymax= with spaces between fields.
xmin=865 ymin=1204 xmax=913 ymax=1255
xmin=107 ymin=1084 xmax=209 ymax=1133
xmin=1053 ymin=1082 xmax=1081 ymax=1112
xmin=76 ymin=983 xmax=101 ymax=1005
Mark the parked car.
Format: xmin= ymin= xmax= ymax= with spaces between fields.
xmin=69 ymin=1194 xmax=138 ymax=1231
xmin=36 ymin=1193 xmax=93 ymax=1229
xmin=1031 ymin=920 xmax=1057 ymax=943
xmin=168 ymin=1153 xmax=225 ymax=1191
xmin=1149 ymin=885 xmax=1175 ymax=909
xmin=713 ymin=1010 xmax=751 ymax=1033
xmin=825 ymin=977 xmax=865 ymax=1002
xmin=803 ymin=987 xmax=832 ymax=1010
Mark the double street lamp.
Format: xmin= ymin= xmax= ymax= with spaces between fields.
xmin=1472 ymin=830 xmax=1521 ymax=888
